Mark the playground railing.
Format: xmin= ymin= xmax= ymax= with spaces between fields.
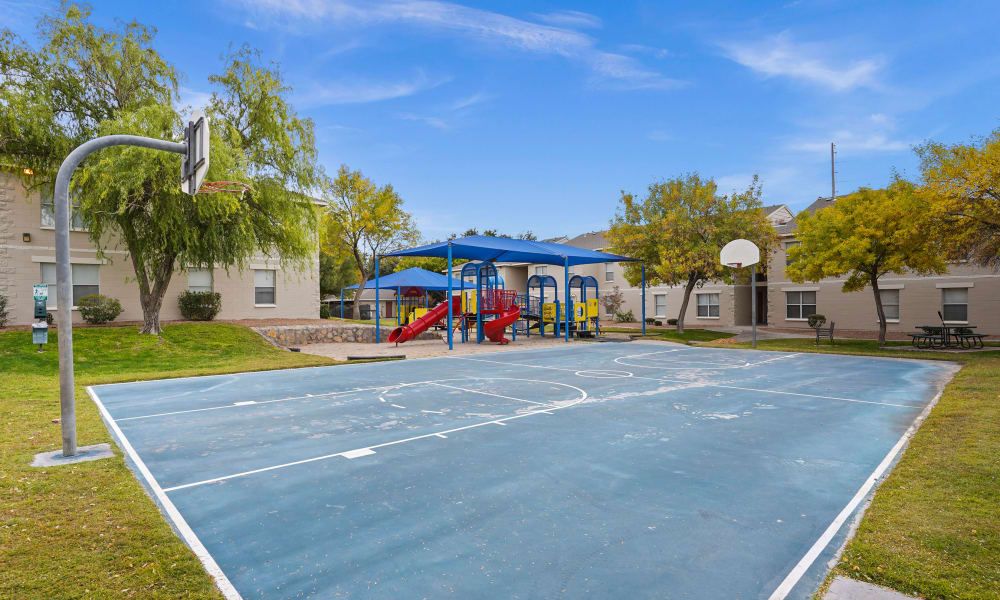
xmin=482 ymin=289 xmax=518 ymax=312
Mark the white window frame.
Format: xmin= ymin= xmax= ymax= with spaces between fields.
xmin=187 ymin=268 xmax=213 ymax=293
xmin=254 ymin=269 xmax=276 ymax=307
xmin=879 ymin=289 xmax=900 ymax=323
xmin=941 ymin=287 xmax=968 ymax=324
xmin=784 ymin=241 xmax=801 ymax=267
xmin=785 ymin=290 xmax=816 ymax=321
xmin=40 ymin=262 xmax=100 ymax=310
xmin=534 ymin=266 xmax=547 ymax=276
xmin=696 ymin=292 xmax=720 ymax=319
xmin=605 ymin=262 xmax=614 ymax=282
xmin=654 ymin=294 xmax=667 ymax=317
xmin=40 ymin=190 xmax=87 ymax=231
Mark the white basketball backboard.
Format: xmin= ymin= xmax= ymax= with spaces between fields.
xmin=181 ymin=109 xmax=209 ymax=195
xmin=720 ymin=238 xmax=760 ymax=269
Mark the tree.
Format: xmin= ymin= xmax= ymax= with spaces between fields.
xmin=1 ymin=6 xmax=320 ymax=333
xmin=599 ymin=286 xmax=624 ymax=317
xmin=916 ymin=129 xmax=1000 ymax=268
xmin=606 ymin=173 xmax=777 ymax=333
xmin=322 ymin=165 xmax=419 ymax=315
xmin=785 ymin=180 xmax=946 ymax=344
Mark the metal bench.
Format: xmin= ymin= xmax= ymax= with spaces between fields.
xmin=958 ymin=333 xmax=986 ymax=349
xmin=908 ymin=333 xmax=943 ymax=349
xmin=814 ymin=321 xmax=835 ymax=345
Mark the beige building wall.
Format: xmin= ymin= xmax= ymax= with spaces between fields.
xmin=1 ymin=173 xmax=319 ymax=326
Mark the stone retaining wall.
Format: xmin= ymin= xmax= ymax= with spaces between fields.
xmin=252 ymin=322 xmax=440 ymax=347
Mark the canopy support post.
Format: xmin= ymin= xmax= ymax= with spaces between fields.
xmin=375 ymin=257 xmax=380 ymax=342
xmin=447 ymin=243 xmax=453 ymax=350
xmin=340 ymin=289 xmax=343 ymax=319
xmin=641 ymin=263 xmax=646 ymax=336
xmin=564 ymin=257 xmax=570 ymax=342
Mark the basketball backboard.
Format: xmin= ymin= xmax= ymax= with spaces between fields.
xmin=720 ymin=239 xmax=760 ymax=269
xmin=181 ymin=110 xmax=209 ymax=195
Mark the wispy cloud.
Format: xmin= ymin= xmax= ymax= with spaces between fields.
xmin=530 ymin=10 xmax=602 ymax=30
xmin=296 ymin=71 xmax=449 ymax=106
xmin=786 ymin=113 xmax=911 ymax=153
xmin=450 ymin=92 xmax=492 ymax=111
xmin=179 ymin=86 xmax=213 ymax=110
xmin=646 ymin=130 xmax=673 ymax=142
xmin=721 ymin=31 xmax=884 ymax=92
xmin=620 ymin=43 xmax=670 ymax=60
xmin=397 ymin=112 xmax=450 ymax=130
xmin=234 ymin=0 xmax=683 ymax=91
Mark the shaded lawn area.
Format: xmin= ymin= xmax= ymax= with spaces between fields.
xmin=600 ymin=326 xmax=735 ymax=343
xmin=0 ymin=323 xmax=334 ymax=599
xmin=327 ymin=316 xmax=378 ymax=325
xmin=700 ymin=338 xmax=1000 ymax=600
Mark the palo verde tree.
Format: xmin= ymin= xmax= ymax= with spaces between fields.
xmin=785 ymin=180 xmax=946 ymax=345
xmin=916 ymin=129 xmax=1000 ymax=268
xmin=1 ymin=5 xmax=320 ymax=333
xmin=321 ymin=165 xmax=419 ymax=315
xmin=606 ymin=173 xmax=777 ymax=333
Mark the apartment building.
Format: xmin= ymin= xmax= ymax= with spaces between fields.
xmin=452 ymin=202 xmax=999 ymax=337
xmin=0 ymin=172 xmax=320 ymax=326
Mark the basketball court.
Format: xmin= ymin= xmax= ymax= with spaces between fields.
xmin=88 ymin=342 xmax=954 ymax=599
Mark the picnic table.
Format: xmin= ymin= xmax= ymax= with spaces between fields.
xmin=909 ymin=324 xmax=985 ymax=349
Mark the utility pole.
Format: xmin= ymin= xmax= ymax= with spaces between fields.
xmin=830 ymin=142 xmax=836 ymax=200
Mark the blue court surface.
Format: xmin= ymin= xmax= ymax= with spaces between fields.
xmin=88 ymin=342 xmax=955 ymax=600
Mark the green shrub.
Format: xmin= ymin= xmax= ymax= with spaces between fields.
xmin=77 ymin=294 xmax=123 ymax=324
xmin=654 ymin=320 xmax=662 ymax=326
xmin=644 ymin=317 xmax=655 ymax=324
xmin=0 ymin=294 xmax=8 ymax=327
xmin=807 ymin=314 xmax=826 ymax=328
xmin=667 ymin=318 xmax=678 ymax=326
xmin=178 ymin=291 xmax=222 ymax=321
xmin=320 ymin=303 xmax=331 ymax=319
xmin=614 ymin=309 xmax=635 ymax=323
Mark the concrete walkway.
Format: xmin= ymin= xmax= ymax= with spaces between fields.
xmin=824 ymin=576 xmax=917 ymax=599
xmin=298 ymin=333 xmax=605 ymax=361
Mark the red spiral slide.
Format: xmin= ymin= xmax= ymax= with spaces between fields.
xmin=482 ymin=306 xmax=521 ymax=344
xmin=388 ymin=296 xmax=461 ymax=344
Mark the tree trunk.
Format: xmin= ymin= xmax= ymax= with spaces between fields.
xmin=351 ymin=271 xmax=370 ymax=319
xmin=676 ymin=273 xmax=699 ymax=334
xmin=136 ymin=254 xmax=176 ymax=334
xmin=871 ymin=275 xmax=887 ymax=345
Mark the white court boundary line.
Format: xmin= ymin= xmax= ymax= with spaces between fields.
xmin=452 ymin=356 xmax=919 ymax=409
xmin=614 ymin=350 xmax=800 ymax=370
xmin=86 ymin=387 xmax=243 ymax=600
xmin=765 ymin=368 xmax=957 ymax=600
xmin=157 ymin=378 xmax=587 ymax=492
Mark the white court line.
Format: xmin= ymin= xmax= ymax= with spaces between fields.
xmin=426 ymin=381 xmax=552 ymax=407
xmin=766 ymin=380 xmax=951 ymax=599
xmin=86 ymin=387 xmax=242 ymax=600
xmin=160 ymin=379 xmax=589 ymax=492
xmin=115 ymin=383 xmax=422 ymax=422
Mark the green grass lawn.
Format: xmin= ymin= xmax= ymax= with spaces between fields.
xmin=700 ymin=338 xmax=1000 ymax=599
xmin=0 ymin=323 xmax=333 ymax=599
xmin=327 ymin=316 xmax=378 ymax=325
xmin=600 ymin=326 xmax=735 ymax=343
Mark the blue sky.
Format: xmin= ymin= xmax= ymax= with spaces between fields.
xmin=6 ymin=1 xmax=1000 ymax=240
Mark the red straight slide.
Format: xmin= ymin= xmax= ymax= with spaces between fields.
xmin=482 ymin=306 xmax=520 ymax=345
xmin=388 ymin=296 xmax=461 ymax=344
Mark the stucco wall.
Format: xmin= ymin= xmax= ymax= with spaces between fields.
xmin=1 ymin=173 xmax=319 ymax=325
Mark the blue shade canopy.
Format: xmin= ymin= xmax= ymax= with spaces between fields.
xmin=344 ymin=267 xmax=465 ymax=291
xmin=384 ymin=235 xmax=635 ymax=266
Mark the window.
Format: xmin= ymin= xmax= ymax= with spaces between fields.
xmin=254 ymin=269 xmax=276 ymax=305
xmin=879 ymin=289 xmax=899 ymax=321
xmin=188 ymin=268 xmax=213 ymax=293
xmin=40 ymin=190 xmax=86 ymax=231
xmin=785 ymin=291 xmax=816 ymax=320
xmin=697 ymin=293 xmax=720 ymax=318
xmin=40 ymin=263 xmax=99 ymax=308
xmin=654 ymin=294 xmax=667 ymax=317
xmin=534 ymin=266 xmax=547 ymax=276
xmin=605 ymin=262 xmax=614 ymax=282
xmin=942 ymin=288 xmax=968 ymax=322
xmin=784 ymin=241 xmax=801 ymax=267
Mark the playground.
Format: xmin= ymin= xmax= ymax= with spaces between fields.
xmin=88 ymin=342 xmax=955 ymax=600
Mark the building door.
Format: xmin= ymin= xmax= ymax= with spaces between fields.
xmin=756 ymin=287 xmax=768 ymax=325
xmin=385 ymin=300 xmax=394 ymax=318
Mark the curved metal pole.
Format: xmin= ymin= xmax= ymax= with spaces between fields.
xmin=55 ymin=135 xmax=186 ymax=457
xmin=447 ymin=243 xmax=453 ymax=350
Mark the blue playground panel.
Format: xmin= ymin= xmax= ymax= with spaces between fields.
xmin=89 ymin=343 xmax=953 ymax=600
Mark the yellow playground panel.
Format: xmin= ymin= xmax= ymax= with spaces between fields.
xmin=587 ymin=298 xmax=599 ymax=318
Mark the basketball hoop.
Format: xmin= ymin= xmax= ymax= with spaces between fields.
xmin=196 ymin=180 xmax=252 ymax=197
